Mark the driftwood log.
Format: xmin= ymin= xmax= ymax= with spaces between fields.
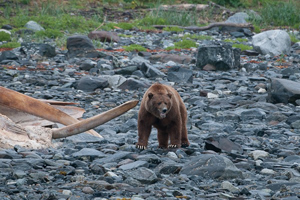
xmin=0 ymin=86 xmax=139 ymax=149
xmin=153 ymin=22 xmax=254 ymax=32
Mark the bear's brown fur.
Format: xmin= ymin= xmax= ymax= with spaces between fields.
xmin=136 ymin=83 xmax=189 ymax=149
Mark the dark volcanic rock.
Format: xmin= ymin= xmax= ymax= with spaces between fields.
xmin=180 ymin=154 xmax=243 ymax=179
xmin=76 ymin=75 xmax=109 ymax=92
xmin=39 ymin=44 xmax=56 ymax=57
xmin=267 ymin=78 xmax=300 ymax=105
xmin=167 ymin=66 xmax=193 ymax=83
xmin=0 ymin=51 xmax=18 ymax=62
xmin=196 ymin=42 xmax=241 ymax=70
xmin=67 ymin=35 xmax=106 ymax=58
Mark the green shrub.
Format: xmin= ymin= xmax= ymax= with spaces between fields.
xmin=166 ymin=39 xmax=197 ymax=50
xmin=117 ymin=22 xmax=134 ymax=30
xmin=163 ymin=27 xmax=184 ymax=32
xmin=251 ymin=1 xmax=300 ymax=27
xmin=123 ymin=44 xmax=147 ymax=52
xmin=232 ymin=44 xmax=253 ymax=51
xmin=0 ymin=32 xmax=11 ymax=41
xmin=0 ymin=42 xmax=21 ymax=48
xmin=137 ymin=16 xmax=166 ymax=26
xmin=35 ymin=29 xmax=63 ymax=38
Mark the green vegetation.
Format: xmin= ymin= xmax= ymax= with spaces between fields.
xmin=289 ymin=34 xmax=300 ymax=43
xmin=123 ymin=44 xmax=147 ymax=52
xmin=0 ymin=42 xmax=21 ymax=48
xmin=163 ymin=27 xmax=184 ymax=32
xmin=119 ymin=34 xmax=133 ymax=38
xmin=248 ymin=1 xmax=300 ymax=28
xmin=232 ymin=44 xmax=253 ymax=51
xmin=35 ymin=29 xmax=63 ymax=39
xmin=224 ymin=38 xmax=248 ymax=43
xmin=166 ymin=39 xmax=197 ymax=50
xmin=0 ymin=32 xmax=11 ymax=42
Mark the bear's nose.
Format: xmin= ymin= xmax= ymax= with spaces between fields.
xmin=162 ymin=108 xmax=167 ymax=113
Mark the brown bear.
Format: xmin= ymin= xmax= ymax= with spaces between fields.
xmin=136 ymin=83 xmax=190 ymax=149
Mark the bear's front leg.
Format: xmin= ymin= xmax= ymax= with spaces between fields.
xmin=136 ymin=119 xmax=152 ymax=150
xmin=168 ymin=121 xmax=181 ymax=148
xmin=157 ymin=129 xmax=168 ymax=149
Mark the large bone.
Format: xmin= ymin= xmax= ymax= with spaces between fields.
xmin=0 ymin=86 xmax=100 ymax=137
xmin=52 ymin=100 xmax=139 ymax=139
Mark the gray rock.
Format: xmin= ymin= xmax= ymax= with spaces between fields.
xmin=72 ymin=148 xmax=106 ymax=158
xmin=67 ymin=35 xmax=106 ymax=58
xmin=154 ymin=161 xmax=182 ymax=174
xmin=115 ymin=66 xmax=138 ymax=75
xmin=167 ymin=66 xmax=193 ymax=83
xmin=0 ymin=51 xmax=18 ymax=62
xmin=180 ymin=154 xmax=243 ymax=179
xmin=118 ymin=78 xmax=150 ymax=90
xmin=240 ymin=108 xmax=266 ymax=121
xmin=76 ymin=75 xmax=109 ymax=92
xmin=140 ymin=62 xmax=165 ymax=78
xmin=226 ymin=12 xmax=249 ymax=24
xmin=39 ymin=44 xmax=56 ymax=57
xmin=119 ymin=160 xmax=148 ymax=170
xmin=126 ymin=167 xmax=158 ymax=184
xmin=252 ymin=30 xmax=291 ymax=56
xmin=24 ymin=21 xmax=45 ymax=31
xmin=101 ymin=75 xmax=126 ymax=88
xmin=79 ymin=59 xmax=97 ymax=71
xmin=196 ymin=43 xmax=241 ymax=70
xmin=267 ymin=78 xmax=300 ymax=105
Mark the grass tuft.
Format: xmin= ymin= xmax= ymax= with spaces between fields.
xmin=166 ymin=39 xmax=197 ymax=50
xmin=123 ymin=44 xmax=147 ymax=52
xmin=0 ymin=32 xmax=11 ymax=42
xmin=232 ymin=44 xmax=253 ymax=51
xmin=0 ymin=42 xmax=21 ymax=48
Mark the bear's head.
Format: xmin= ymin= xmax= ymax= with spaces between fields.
xmin=146 ymin=92 xmax=173 ymax=119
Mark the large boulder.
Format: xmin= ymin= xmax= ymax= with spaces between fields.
xmin=167 ymin=66 xmax=193 ymax=83
xmin=252 ymin=30 xmax=291 ymax=56
xmin=267 ymin=78 xmax=300 ymax=105
xmin=225 ymin=12 xmax=249 ymax=24
xmin=196 ymin=42 xmax=241 ymax=71
xmin=67 ymin=35 xmax=106 ymax=58
xmin=76 ymin=76 xmax=109 ymax=92
xmin=180 ymin=154 xmax=243 ymax=180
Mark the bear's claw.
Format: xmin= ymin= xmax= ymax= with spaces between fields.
xmin=168 ymin=144 xmax=178 ymax=148
xmin=181 ymin=143 xmax=190 ymax=148
xmin=136 ymin=145 xmax=147 ymax=150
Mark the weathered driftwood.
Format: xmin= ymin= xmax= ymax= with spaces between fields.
xmin=153 ymin=22 xmax=254 ymax=32
xmin=0 ymin=100 xmax=139 ymax=149
xmin=0 ymin=86 xmax=100 ymax=137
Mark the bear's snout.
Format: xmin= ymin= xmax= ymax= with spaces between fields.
xmin=162 ymin=108 xmax=167 ymax=113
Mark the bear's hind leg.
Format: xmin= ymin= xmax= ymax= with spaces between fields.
xmin=157 ymin=129 xmax=168 ymax=149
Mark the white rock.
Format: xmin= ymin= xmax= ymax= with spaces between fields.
xmin=25 ymin=20 xmax=45 ymax=31
xmin=258 ymin=88 xmax=266 ymax=93
xmin=0 ymin=29 xmax=11 ymax=35
xmin=252 ymin=30 xmax=291 ymax=56
xmin=261 ymin=168 xmax=276 ymax=175
xmin=221 ymin=181 xmax=239 ymax=193
xmin=167 ymin=151 xmax=178 ymax=159
xmin=250 ymin=150 xmax=269 ymax=160
xmin=207 ymin=92 xmax=219 ymax=99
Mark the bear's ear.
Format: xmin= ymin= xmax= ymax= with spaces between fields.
xmin=148 ymin=93 xmax=153 ymax=99
xmin=167 ymin=93 xmax=172 ymax=99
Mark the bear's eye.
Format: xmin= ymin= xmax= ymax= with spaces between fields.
xmin=158 ymin=102 xmax=162 ymax=105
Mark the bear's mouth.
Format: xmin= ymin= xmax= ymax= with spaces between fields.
xmin=160 ymin=113 xmax=166 ymax=119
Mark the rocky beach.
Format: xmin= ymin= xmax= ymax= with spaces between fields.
xmin=1 ymin=10 xmax=300 ymax=200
